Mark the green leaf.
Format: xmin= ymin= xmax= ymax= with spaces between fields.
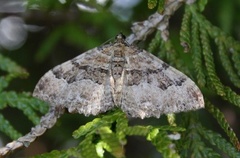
xmin=0 ymin=54 xmax=28 ymax=82
xmin=72 ymin=118 xmax=103 ymax=139
xmin=148 ymin=31 xmax=162 ymax=56
xmin=190 ymin=18 xmax=206 ymax=87
xmin=126 ymin=125 xmax=152 ymax=136
xmin=199 ymin=128 xmax=240 ymax=158
xmin=197 ymin=0 xmax=208 ymax=12
xmin=98 ymin=126 xmax=125 ymax=158
xmin=148 ymin=0 xmax=158 ymax=9
xmin=0 ymin=77 xmax=9 ymax=91
xmin=157 ymin=0 xmax=165 ymax=13
xmin=149 ymin=129 xmax=180 ymax=158
xmin=216 ymin=39 xmax=240 ymax=88
xmin=32 ymin=147 xmax=82 ymax=158
xmin=205 ymin=100 xmax=240 ymax=150
xmin=180 ymin=8 xmax=192 ymax=53
xmin=0 ymin=114 xmax=22 ymax=140
xmin=200 ymin=27 xmax=225 ymax=96
xmin=179 ymin=114 xmax=221 ymax=158
xmin=79 ymin=134 xmax=99 ymax=158
xmin=0 ymin=91 xmax=48 ymax=125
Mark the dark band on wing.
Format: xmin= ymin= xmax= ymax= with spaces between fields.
xmin=51 ymin=61 xmax=109 ymax=84
xmin=125 ymin=68 xmax=186 ymax=90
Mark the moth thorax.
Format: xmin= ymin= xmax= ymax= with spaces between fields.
xmin=111 ymin=50 xmax=126 ymax=80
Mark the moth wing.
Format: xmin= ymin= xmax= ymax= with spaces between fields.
xmin=121 ymin=49 xmax=204 ymax=118
xmin=33 ymin=47 xmax=114 ymax=116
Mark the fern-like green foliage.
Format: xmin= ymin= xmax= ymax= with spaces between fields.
xmin=178 ymin=0 xmax=240 ymax=155
xmin=33 ymin=110 xmax=185 ymax=158
xmin=1 ymin=0 xmax=240 ymax=157
xmin=0 ymin=54 xmax=49 ymax=140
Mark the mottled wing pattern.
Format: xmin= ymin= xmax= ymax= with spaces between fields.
xmin=33 ymin=34 xmax=204 ymax=118
xmin=121 ymin=48 xmax=204 ymax=118
xmin=33 ymin=46 xmax=114 ymax=116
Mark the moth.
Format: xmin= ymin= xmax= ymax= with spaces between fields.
xmin=0 ymin=33 xmax=204 ymax=156
xmin=33 ymin=33 xmax=204 ymax=118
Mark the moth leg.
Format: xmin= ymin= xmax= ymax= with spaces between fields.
xmin=0 ymin=106 xmax=65 ymax=157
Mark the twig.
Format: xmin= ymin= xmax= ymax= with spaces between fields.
xmin=126 ymin=0 xmax=196 ymax=44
